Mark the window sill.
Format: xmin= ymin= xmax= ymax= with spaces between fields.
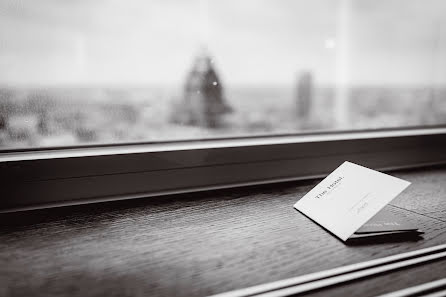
xmin=1 ymin=126 xmax=446 ymax=212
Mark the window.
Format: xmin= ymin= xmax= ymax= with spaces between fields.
xmin=1 ymin=0 xmax=446 ymax=149
xmin=1 ymin=0 xmax=446 ymax=212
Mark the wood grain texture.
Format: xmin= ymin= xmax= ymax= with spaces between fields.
xmin=0 ymin=166 xmax=445 ymax=297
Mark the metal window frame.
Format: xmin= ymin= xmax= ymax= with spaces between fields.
xmin=1 ymin=126 xmax=446 ymax=213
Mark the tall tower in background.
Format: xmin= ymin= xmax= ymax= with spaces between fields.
xmin=296 ymin=71 xmax=314 ymax=121
xmin=173 ymin=52 xmax=232 ymax=128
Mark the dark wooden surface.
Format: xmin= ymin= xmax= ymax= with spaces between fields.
xmin=1 ymin=165 xmax=446 ymax=297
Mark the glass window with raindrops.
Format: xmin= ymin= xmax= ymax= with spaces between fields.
xmin=0 ymin=0 xmax=445 ymax=149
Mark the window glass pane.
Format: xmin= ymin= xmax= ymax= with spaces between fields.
xmin=0 ymin=0 xmax=445 ymax=149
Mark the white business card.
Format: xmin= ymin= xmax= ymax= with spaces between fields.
xmin=293 ymin=161 xmax=411 ymax=241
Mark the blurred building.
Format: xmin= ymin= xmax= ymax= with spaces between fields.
xmin=7 ymin=114 xmax=39 ymax=141
xmin=295 ymin=71 xmax=314 ymax=120
xmin=172 ymin=52 xmax=232 ymax=128
xmin=0 ymin=115 xmax=6 ymax=130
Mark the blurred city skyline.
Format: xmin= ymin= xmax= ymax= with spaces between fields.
xmin=1 ymin=0 xmax=446 ymax=87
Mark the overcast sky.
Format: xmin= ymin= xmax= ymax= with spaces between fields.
xmin=0 ymin=0 xmax=445 ymax=87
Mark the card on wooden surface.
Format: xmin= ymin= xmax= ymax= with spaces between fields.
xmin=293 ymin=161 xmax=411 ymax=241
